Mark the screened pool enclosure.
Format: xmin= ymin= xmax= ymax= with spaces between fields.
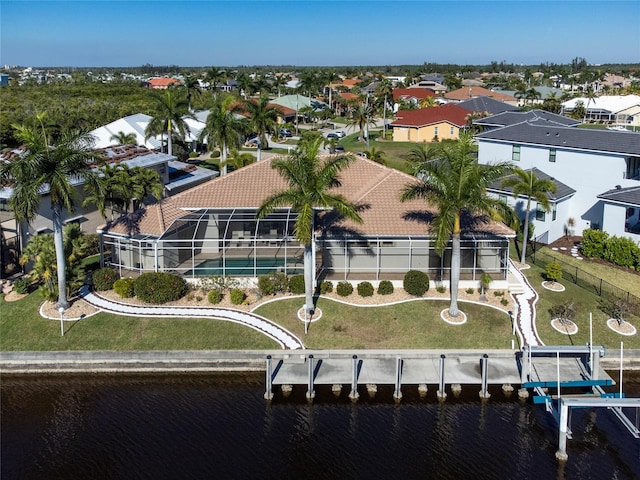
xmin=100 ymin=208 xmax=510 ymax=284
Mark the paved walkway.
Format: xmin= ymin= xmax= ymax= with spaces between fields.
xmin=508 ymin=260 xmax=543 ymax=347
xmin=77 ymin=286 xmax=305 ymax=350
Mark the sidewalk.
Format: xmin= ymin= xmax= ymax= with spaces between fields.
xmin=508 ymin=260 xmax=543 ymax=347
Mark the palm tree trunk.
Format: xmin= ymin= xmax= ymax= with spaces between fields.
xmin=449 ymin=232 xmax=460 ymax=317
xmin=221 ymin=140 xmax=227 ymax=176
xmin=521 ymin=199 xmax=531 ymax=264
xmin=52 ymin=203 xmax=69 ymax=309
xmin=304 ymin=243 xmax=314 ymax=317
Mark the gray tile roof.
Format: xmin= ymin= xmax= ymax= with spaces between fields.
xmin=489 ymin=167 xmax=576 ymax=201
xmin=476 ymin=121 xmax=640 ymax=156
xmin=597 ymin=185 xmax=640 ymax=206
xmin=475 ymin=110 xmax=580 ymax=128
xmin=457 ymin=97 xmax=519 ymax=115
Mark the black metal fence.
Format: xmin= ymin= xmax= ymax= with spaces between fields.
xmin=531 ymin=245 xmax=640 ymax=316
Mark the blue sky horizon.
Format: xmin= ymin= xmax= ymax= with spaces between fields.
xmin=1 ymin=1 xmax=639 ymax=68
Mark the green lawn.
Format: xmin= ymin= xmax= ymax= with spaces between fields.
xmin=339 ymin=130 xmax=418 ymax=174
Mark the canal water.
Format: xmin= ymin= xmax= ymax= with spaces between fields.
xmin=2 ymin=371 xmax=639 ymax=480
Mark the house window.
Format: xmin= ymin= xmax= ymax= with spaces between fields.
xmin=549 ymin=149 xmax=556 ymax=163
xmin=450 ymin=126 xmax=454 ymax=135
xmin=512 ymin=145 xmax=521 ymax=161
xmin=625 ymin=156 xmax=640 ymax=179
xmin=434 ymin=126 xmax=439 ymax=136
xmin=552 ymin=203 xmax=557 ymax=221
xmin=535 ymin=203 xmax=546 ymax=221
xmin=498 ymin=194 xmax=508 ymax=203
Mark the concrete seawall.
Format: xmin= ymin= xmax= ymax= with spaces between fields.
xmin=2 ymin=349 xmax=639 ymax=374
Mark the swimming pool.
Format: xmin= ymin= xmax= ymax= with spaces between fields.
xmin=185 ymin=257 xmax=303 ymax=276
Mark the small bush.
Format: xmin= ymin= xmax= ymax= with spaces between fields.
xmin=403 ymin=270 xmax=429 ymax=296
xmin=320 ymin=280 xmax=333 ymax=294
xmin=545 ymin=261 xmax=563 ymax=283
xmin=92 ymin=267 xmax=119 ymax=291
xmin=208 ymin=289 xmax=222 ymax=304
xmin=604 ymin=235 xmax=639 ymax=269
xmin=209 ymin=150 xmax=221 ymax=159
xmin=134 ymin=272 xmax=188 ymax=304
xmin=466 ymin=288 xmax=475 ymax=294
xmin=113 ymin=278 xmax=136 ymax=298
xmin=336 ymin=281 xmax=353 ymax=297
xmin=436 ymin=285 xmax=446 ymax=294
xmin=188 ymin=151 xmax=199 ymax=158
xmin=377 ymin=280 xmax=394 ymax=295
xmin=494 ymin=290 xmax=505 ymax=297
xmin=581 ymin=229 xmax=609 ymax=258
xmin=13 ymin=278 xmax=30 ymax=294
xmin=230 ymin=288 xmax=246 ymax=305
xmin=257 ymin=272 xmax=289 ymax=296
xmin=549 ymin=300 xmax=577 ymax=322
xmin=288 ymin=275 xmax=305 ymax=294
xmin=357 ymin=281 xmax=374 ymax=297
xmin=500 ymin=298 xmax=509 ymax=306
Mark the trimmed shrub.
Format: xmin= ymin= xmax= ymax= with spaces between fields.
xmin=336 ymin=281 xmax=353 ymax=297
xmin=493 ymin=290 xmax=505 ymax=297
xmin=320 ymin=280 xmax=333 ymax=294
xmin=134 ymin=272 xmax=188 ymax=304
xmin=377 ymin=280 xmax=394 ymax=295
xmin=230 ymin=288 xmax=246 ymax=305
xmin=188 ymin=151 xmax=199 ymax=158
xmin=545 ymin=261 xmax=563 ymax=283
xmin=208 ymin=289 xmax=222 ymax=304
xmin=403 ymin=270 xmax=429 ymax=296
xmin=357 ymin=281 xmax=374 ymax=297
xmin=604 ymin=235 xmax=639 ymax=269
xmin=581 ymin=229 xmax=609 ymax=258
xmin=13 ymin=278 xmax=30 ymax=295
xmin=500 ymin=298 xmax=509 ymax=306
xmin=257 ymin=272 xmax=288 ymax=296
xmin=113 ymin=278 xmax=135 ymax=298
xmin=92 ymin=267 xmax=119 ymax=291
xmin=436 ymin=285 xmax=446 ymax=294
xmin=466 ymin=288 xmax=475 ymax=294
xmin=288 ymin=275 xmax=305 ymax=295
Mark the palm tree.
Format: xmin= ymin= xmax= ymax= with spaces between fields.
xmin=419 ymin=96 xmax=438 ymax=109
xmin=0 ymin=113 xmax=102 ymax=308
xmin=199 ymin=97 xmax=247 ymax=176
xmin=129 ymin=166 xmax=164 ymax=211
xmin=347 ymin=103 xmax=376 ymax=143
xmin=244 ymin=95 xmax=280 ymax=161
xmin=145 ymin=89 xmax=193 ymax=157
xmin=83 ymin=163 xmax=126 ymax=220
xmin=363 ymin=146 xmax=386 ymax=165
xmin=207 ymin=67 xmax=225 ymax=95
xmin=110 ymin=130 xmax=137 ymax=146
xmin=257 ymin=137 xmax=363 ymax=325
xmin=501 ymin=168 xmax=556 ymax=264
xmin=401 ymin=133 xmax=514 ymax=318
xmin=183 ymin=74 xmax=202 ymax=112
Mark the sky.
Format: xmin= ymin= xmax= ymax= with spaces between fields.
xmin=1 ymin=0 xmax=639 ymax=68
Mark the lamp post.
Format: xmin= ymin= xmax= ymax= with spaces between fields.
xmin=58 ymin=306 xmax=65 ymax=337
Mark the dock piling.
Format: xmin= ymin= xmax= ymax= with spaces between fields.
xmin=306 ymin=354 xmax=315 ymax=401
xmin=437 ymin=354 xmax=447 ymax=401
xmin=393 ymin=356 xmax=403 ymax=402
xmin=264 ymin=355 xmax=274 ymax=400
xmin=480 ymin=354 xmax=491 ymax=400
xmin=349 ymin=355 xmax=359 ymax=401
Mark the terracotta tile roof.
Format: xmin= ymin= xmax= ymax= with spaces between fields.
xmin=147 ymin=77 xmax=182 ymax=88
xmin=339 ymin=78 xmax=360 ymax=87
xmin=102 ymin=197 xmax=185 ymax=238
xmin=444 ymin=86 xmax=516 ymax=102
xmin=391 ymin=104 xmax=471 ymax=128
xmin=102 ymin=156 xmax=513 ymax=239
xmin=337 ymin=92 xmax=358 ymax=101
xmin=392 ymin=88 xmax=436 ymax=101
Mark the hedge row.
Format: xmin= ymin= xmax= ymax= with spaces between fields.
xmin=581 ymin=229 xmax=640 ymax=270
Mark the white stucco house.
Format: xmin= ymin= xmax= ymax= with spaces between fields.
xmin=476 ymin=118 xmax=640 ymax=244
xmin=561 ymin=95 xmax=640 ymax=127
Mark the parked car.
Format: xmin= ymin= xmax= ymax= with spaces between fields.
xmin=335 ymin=130 xmax=346 ymax=138
xmin=326 ymin=132 xmax=339 ymax=139
xmin=279 ymin=128 xmax=292 ymax=137
xmin=245 ymin=137 xmax=261 ymax=148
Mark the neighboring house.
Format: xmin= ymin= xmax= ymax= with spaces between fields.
xmin=0 ymin=73 xmax=10 ymax=87
xmin=597 ymin=186 xmax=640 ymax=237
xmin=392 ymin=88 xmax=437 ymax=106
xmin=390 ymin=104 xmax=471 ymax=142
xmin=499 ymin=87 xmax=564 ymax=106
xmin=0 ymin=145 xmax=216 ymax=274
xmin=444 ymin=87 xmax=517 ymax=106
xmin=145 ymin=77 xmax=182 ymax=89
xmin=473 ymin=109 xmax=580 ymax=132
xmin=270 ymin=95 xmax=329 ymax=114
xmin=98 ymin=157 xmax=514 ymax=288
xmin=90 ymin=113 xmax=206 ymax=151
xmin=561 ymin=95 xmax=640 ymax=127
xmin=488 ymin=168 xmax=576 ymax=244
xmin=476 ymin=120 xmax=640 ymax=243
xmin=456 ymin=97 xmax=519 ymax=116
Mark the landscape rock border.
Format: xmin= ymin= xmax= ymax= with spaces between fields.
xmin=606 ymin=319 xmax=637 ymax=336
xmin=551 ymin=318 xmax=578 ymax=335
xmin=542 ymin=281 xmax=565 ymax=292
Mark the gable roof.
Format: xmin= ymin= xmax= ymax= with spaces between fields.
xmin=102 ymin=156 xmax=514 ymax=239
xmin=476 ymin=120 xmax=640 ymax=156
xmin=445 ymin=87 xmax=516 ymax=102
xmin=562 ymin=95 xmax=640 ymax=114
xmin=456 ymin=97 xmax=519 ymax=115
xmin=489 ymin=167 xmax=576 ymax=201
xmin=270 ymin=95 xmax=328 ymax=111
xmin=147 ymin=77 xmax=182 ymax=88
xmin=474 ymin=110 xmax=580 ymax=128
xmin=391 ymin=104 xmax=471 ymax=128
xmin=597 ymin=185 xmax=640 ymax=207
